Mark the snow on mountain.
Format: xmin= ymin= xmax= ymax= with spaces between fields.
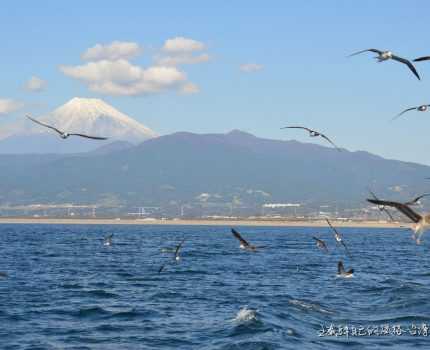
xmin=37 ymin=97 xmax=157 ymax=142
xmin=0 ymin=97 xmax=157 ymax=153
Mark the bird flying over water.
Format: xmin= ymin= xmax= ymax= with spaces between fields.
xmin=337 ymin=261 xmax=354 ymax=278
xmin=392 ymin=105 xmax=430 ymax=121
xmin=348 ymin=49 xmax=420 ymax=80
xmin=281 ymin=126 xmax=341 ymax=151
xmin=26 ymin=115 xmax=108 ymax=140
xmin=368 ymin=189 xmax=395 ymax=221
xmin=103 ymin=233 xmax=113 ymax=246
xmin=158 ymin=238 xmax=186 ymax=273
xmin=367 ymin=198 xmax=430 ymax=244
xmin=312 ymin=236 xmax=328 ymax=253
xmin=326 ymin=219 xmax=351 ymax=257
xmin=231 ymin=228 xmax=257 ymax=252
xmin=174 ymin=238 xmax=185 ymax=261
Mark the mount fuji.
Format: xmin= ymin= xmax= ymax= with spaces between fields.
xmin=0 ymin=97 xmax=157 ymax=154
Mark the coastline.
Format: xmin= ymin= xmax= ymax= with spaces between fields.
xmin=0 ymin=217 xmax=408 ymax=229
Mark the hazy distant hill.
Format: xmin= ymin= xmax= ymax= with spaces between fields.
xmin=0 ymin=130 xmax=428 ymax=208
xmin=0 ymin=97 xmax=157 ymax=154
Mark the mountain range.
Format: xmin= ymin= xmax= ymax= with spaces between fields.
xmin=0 ymin=129 xmax=429 ymax=212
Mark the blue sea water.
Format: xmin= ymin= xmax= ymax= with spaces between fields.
xmin=1 ymin=224 xmax=430 ymax=349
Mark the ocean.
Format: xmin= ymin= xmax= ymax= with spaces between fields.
xmin=0 ymin=224 xmax=429 ymax=349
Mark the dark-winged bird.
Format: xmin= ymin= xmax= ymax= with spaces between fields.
xmin=312 ymin=236 xmax=329 ymax=253
xmin=27 ymin=115 xmax=108 ymax=140
xmin=349 ymin=49 xmax=420 ymax=80
xmin=392 ymin=105 xmax=430 ymax=121
xmin=326 ymin=219 xmax=351 ymax=257
xmin=281 ymin=126 xmax=341 ymax=151
xmin=337 ymin=261 xmax=354 ymax=278
xmin=231 ymin=228 xmax=257 ymax=252
xmin=367 ymin=198 xmax=430 ymax=244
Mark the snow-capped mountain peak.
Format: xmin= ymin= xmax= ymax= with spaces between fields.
xmin=40 ymin=97 xmax=157 ymax=142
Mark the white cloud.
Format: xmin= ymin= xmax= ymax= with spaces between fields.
xmin=62 ymin=39 xmax=205 ymax=96
xmin=180 ymin=82 xmax=200 ymax=94
xmin=0 ymin=99 xmax=22 ymax=115
xmin=82 ymin=41 xmax=141 ymax=61
xmin=60 ymin=59 xmax=187 ymax=96
xmin=25 ymin=76 xmax=47 ymax=92
xmin=162 ymin=37 xmax=205 ymax=53
xmin=240 ymin=63 xmax=264 ymax=72
xmin=155 ymin=53 xmax=210 ymax=66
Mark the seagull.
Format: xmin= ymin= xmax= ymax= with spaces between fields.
xmin=404 ymin=193 xmax=430 ymax=206
xmin=26 ymin=115 xmax=108 ymax=140
xmin=392 ymin=105 xmax=430 ymax=120
xmin=281 ymin=126 xmax=341 ymax=151
xmin=312 ymin=236 xmax=329 ymax=253
xmin=231 ymin=228 xmax=257 ymax=252
xmin=337 ymin=261 xmax=354 ymax=278
xmin=174 ymin=238 xmax=185 ymax=261
xmin=326 ymin=219 xmax=351 ymax=257
xmin=349 ymin=49 xmax=420 ymax=80
xmin=367 ymin=198 xmax=430 ymax=244
xmin=103 ymin=233 xmax=113 ymax=246
xmin=158 ymin=238 xmax=186 ymax=273
xmin=414 ymin=56 xmax=430 ymax=62
xmin=368 ymin=189 xmax=395 ymax=221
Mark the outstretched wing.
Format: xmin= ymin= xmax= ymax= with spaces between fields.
xmin=174 ymin=238 xmax=186 ymax=257
xmin=413 ymin=56 xmax=430 ymax=62
xmin=367 ymin=198 xmax=422 ymax=223
xmin=391 ymin=55 xmax=420 ymax=80
xmin=326 ymin=218 xmax=342 ymax=237
xmin=26 ymin=115 xmax=63 ymax=135
xmin=405 ymin=193 xmax=430 ymax=206
xmin=340 ymin=240 xmax=351 ymax=257
xmin=368 ymin=189 xmax=395 ymax=221
xmin=319 ymin=133 xmax=341 ymax=151
xmin=280 ymin=126 xmax=313 ymax=133
xmin=348 ymin=48 xmax=383 ymax=57
xmin=69 ymin=133 xmax=108 ymax=140
xmin=231 ymin=228 xmax=250 ymax=247
xmin=392 ymin=107 xmax=417 ymax=121
xmin=312 ymin=236 xmax=328 ymax=252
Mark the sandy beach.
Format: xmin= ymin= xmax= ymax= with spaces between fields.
xmin=0 ymin=217 xmax=408 ymax=229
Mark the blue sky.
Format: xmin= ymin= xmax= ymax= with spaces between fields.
xmin=1 ymin=1 xmax=430 ymax=164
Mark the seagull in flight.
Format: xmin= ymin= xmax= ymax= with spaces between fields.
xmin=312 ymin=236 xmax=329 ymax=253
xmin=367 ymin=198 xmax=430 ymax=244
xmin=103 ymin=233 xmax=113 ymax=246
xmin=158 ymin=238 xmax=186 ymax=273
xmin=26 ymin=115 xmax=108 ymax=140
xmin=281 ymin=126 xmax=341 ymax=151
xmin=392 ymin=104 xmax=430 ymax=120
xmin=232 ymin=228 xmax=257 ymax=252
xmin=174 ymin=238 xmax=186 ymax=261
xmin=349 ymin=49 xmax=420 ymax=80
xmin=337 ymin=261 xmax=354 ymax=278
xmin=368 ymin=189 xmax=395 ymax=221
xmin=326 ymin=219 xmax=351 ymax=257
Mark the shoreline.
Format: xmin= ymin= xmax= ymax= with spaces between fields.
xmin=0 ymin=217 xmax=408 ymax=229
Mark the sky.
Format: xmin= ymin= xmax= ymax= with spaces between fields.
xmin=1 ymin=1 xmax=430 ymax=164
